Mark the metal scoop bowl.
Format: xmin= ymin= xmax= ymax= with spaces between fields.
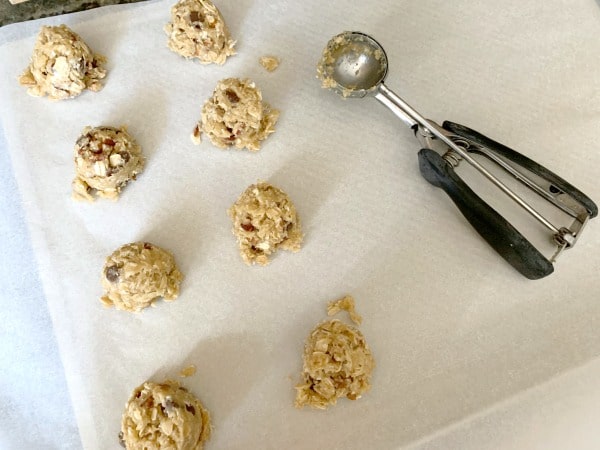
xmin=317 ymin=32 xmax=388 ymax=98
xmin=317 ymin=31 xmax=421 ymax=129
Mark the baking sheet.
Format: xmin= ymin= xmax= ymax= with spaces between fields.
xmin=1 ymin=0 xmax=600 ymax=448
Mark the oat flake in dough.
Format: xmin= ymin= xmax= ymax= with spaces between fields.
xmin=100 ymin=242 xmax=183 ymax=313
xmin=295 ymin=296 xmax=375 ymax=409
xmin=165 ymin=0 xmax=236 ymax=64
xmin=72 ymin=126 xmax=144 ymax=201
xmin=259 ymin=55 xmax=280 ymax=72
xmin=120 ymin=380 xmax=211 ymax=450
xmin=228 ymin=182 xmax=303 ymax=265
xmin=191 ymin=78 xmax=279 ymax=152
xmin=19 ymin=25 xmax=106 ymax=100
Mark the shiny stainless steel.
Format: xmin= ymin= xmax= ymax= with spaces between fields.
xmin=374 ymin=84 xmax=418 ymax=129
xmin=552 ymin=216 xmax=588 ymax=262
xmin=472 ymin=147 xmax=588 ymax=221
xmin=324 ymin=32 xmax=388 ymax=98
xmin=320 ymin=31 xmax=590 ymax=255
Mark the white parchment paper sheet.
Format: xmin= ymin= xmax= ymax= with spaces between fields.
xmin=1 ymin=0 xmax=600 ymax=448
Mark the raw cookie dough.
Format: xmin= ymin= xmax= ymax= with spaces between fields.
xmin=72 ymin=126 xmax=144 ymax=201
xmin=100 ymin=242 xmax=183 ymax=313
xmin=295 ymin=296 xmax=375 ymax=409
xmin=259 ymin=55 xmax=280 ymax=72
xmin=164 ymin=0 xmax=236 ymax=64
xmin=191 ymin=78 xmax=279 ymax=152
xmin=228 ymin=182 xmax=302 ymax=266
xmin=120 ymin=380 xmax=211 ymax=450
xmin=327 ymin=295 xmax=362 ymax=325
xmin=19 ymin=25 xmax=106 ymax=100
xmin=179 ymin=365 xmax=197 ymax=378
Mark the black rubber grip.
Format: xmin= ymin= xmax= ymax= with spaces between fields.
xmin=418 ymin=148 xmax=554 ymax=280
xmin=443 ymin=121 xmax=598 ymax=218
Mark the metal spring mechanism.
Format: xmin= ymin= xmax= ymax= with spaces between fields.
xmin=442 ymin=139 xmax=469 ymax=167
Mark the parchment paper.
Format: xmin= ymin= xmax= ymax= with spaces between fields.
xmin=1 ymin=1 xmax=600 ymax=448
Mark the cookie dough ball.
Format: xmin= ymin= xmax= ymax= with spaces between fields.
xmin=191 ymin=78 xmax=279 ymax=152
xmin=228 ymin=182 xmax=303 ymax=266
xmin=18 ymin=25 xmax=106 ymax=100
xmin=165 ymin=0 xmax=235 ymax=65
xmin=100 ymin=242 xmax=183 ymax=313
xmin=72 ymin=126 xmax=144 ymax=201
xmin=295 ymin=317 xmax=375 ymax=410
xmin=120 ymin=380 xmax=211 ymax=450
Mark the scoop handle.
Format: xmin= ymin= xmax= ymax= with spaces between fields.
xmin=442 ymin=121 xmax=598 ymax=218
xmin=418 ymin=148 xmax=554 ymax=280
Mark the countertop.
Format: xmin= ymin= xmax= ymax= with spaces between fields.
xmin=0 ymin=0 xmax=148 ymax=27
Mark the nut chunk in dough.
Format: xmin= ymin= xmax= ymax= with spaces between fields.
xmin=101 ymin=242 xmax=183 ymax=313
xmin=295 ymin=296 xmax=375 ymax=409
xmin=191 ymin=78 xmax=279 ymax=152
xmin=228 ymin=182 xmax=303 ymax=266
xmin=120 ymin=380 xmax=211 ymax=450
xmin=72 ymin=126 xmax=144 ymax=201
xmin=165 ymin=0 xmax=236 ymax=65
xmin=19 ymin=25 xmax=106 ymax=100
